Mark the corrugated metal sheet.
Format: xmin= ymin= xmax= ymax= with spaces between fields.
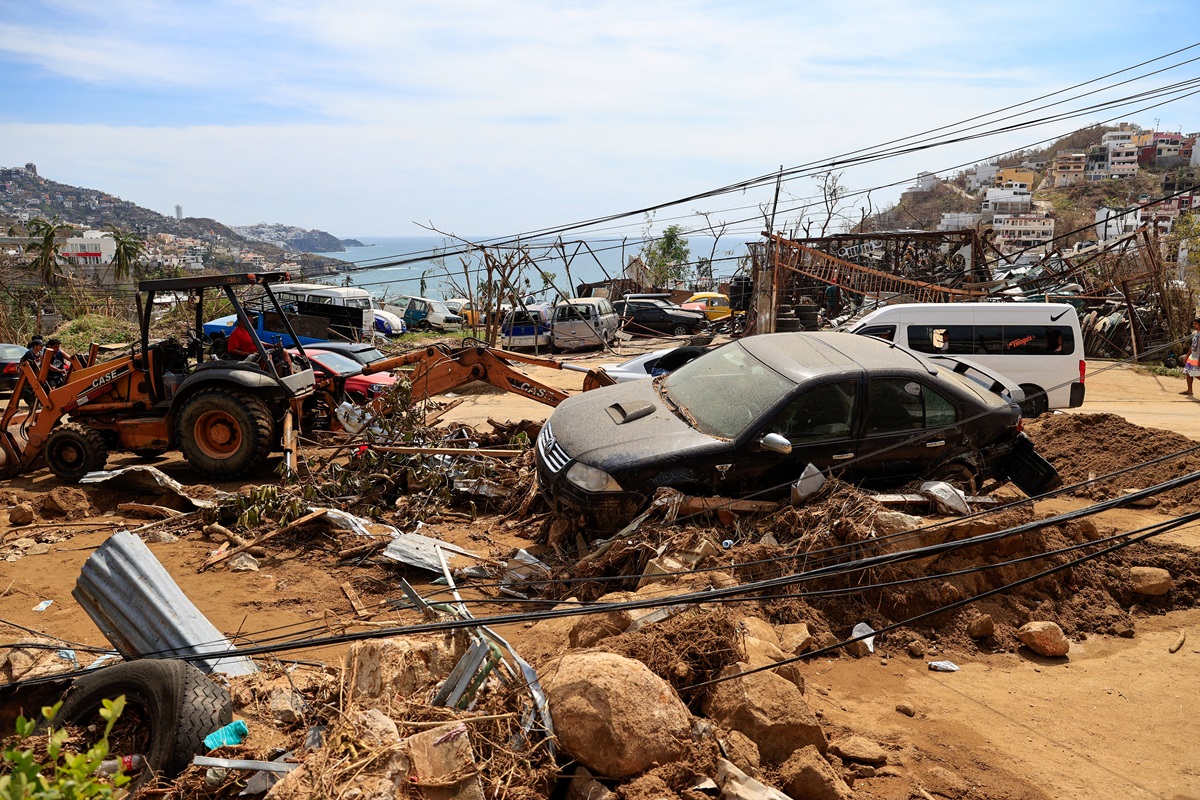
xmin=72 ymin=530 xmax=257 ymax=676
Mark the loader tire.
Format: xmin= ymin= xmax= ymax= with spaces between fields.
xmin=44 ymin=423 xmax=109 ymax=483
xmin=52 ymin=659 xmax=232 ymax=784
xmin=179 ymin=387 xmax=274 ymax=479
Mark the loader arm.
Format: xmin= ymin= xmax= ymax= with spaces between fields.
xmin=364 ymin=343 xmax=571 ymax=407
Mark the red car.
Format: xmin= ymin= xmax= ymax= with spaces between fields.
xmin=295 ymin=348 xmax=399 ymax=403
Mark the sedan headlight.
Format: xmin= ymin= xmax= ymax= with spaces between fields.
xmin=566 ymin=462 xmax=623 ymax=492
xmin=367 ymin=383 xmax=388 ymax=396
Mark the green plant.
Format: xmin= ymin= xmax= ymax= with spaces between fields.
xmin=640 ymin=223 xmax=691 ymax=287
xmin=0 ymin=696 xmax=129 ymax=799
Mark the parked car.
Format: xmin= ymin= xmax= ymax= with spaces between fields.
xmin=309 ymin=341 xmax=389 ymax=367
xmin=368 ymin=301 xmax=408 ymax=336
xmin=612 ymin=298 xmax=708 ymax=337
xmin=682 ymin=292 xmax=733 ymax=321
xmin=500 ymin=304 xmax=553 ymax=349
xmin=595 ymin=346 xmax=710 ymax=382
xmin=0 ymin=344 xmax=27 ymax=391
xmin=537 ymin=332 xmax=1060 ymax=531
xmin=386 ymin=296 xmax=464 ymax=331
xmin=552 ymin=298 xmax=620 ymax=351
xmin=444 ymin=298 xmax=481 ymax=326
xmin=299 ymin=348 xmax=399 ymax=403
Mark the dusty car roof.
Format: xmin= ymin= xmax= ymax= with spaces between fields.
xmin=738 ymin=332 xmax=932 ymax=382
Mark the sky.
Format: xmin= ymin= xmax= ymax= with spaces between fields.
xmin=1 ymin=1 xmax=1198 ymax=242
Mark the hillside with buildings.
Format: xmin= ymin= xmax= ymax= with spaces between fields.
xmin=0 ymin=164 xmax=344 ymax=279
xmin=865 ymin=122 xmax=1198 ymax=259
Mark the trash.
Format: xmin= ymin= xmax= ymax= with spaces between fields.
xmin=32 ymin=600 xmax=52 ymax=612
xmin=228 ymin=553 xmax=259 ymax=572
xmin=920 ymin=481 xmax=971 ymax=516
xmin=96 ymin=754 xmax=144 ymax=775
xmin=193 ymin=755 xmax=298 ymax=773
xmin=928 ymin=660 xmax=961 ymax=672
xmin=499 ymin=549 xmax=552 ymax=599
xmin=73 ymin=530 xmax=258 ymax=676
xmin=80 ymin=465 xmax=226 ymax=509
xmin=790 ymin=463 xmax=826 ymax=505
xmin=382 ymin=529 xmax=488 ymax=573
xmin=205 ymin=719 xmax=250 ymax=751
xmin=722 ymin=539 xmax=735 ymax=549
xmin=204 ymin=767 xmax=228 ymax=789
xmin=850 ymin=622 xmax=876 ymax=654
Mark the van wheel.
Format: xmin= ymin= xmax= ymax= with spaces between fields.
xmin=1018 ymin=385 xmax=1048 ymax=419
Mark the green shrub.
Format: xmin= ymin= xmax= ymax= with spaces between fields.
xmin=0 ymin=696 xmax=129 ymax=799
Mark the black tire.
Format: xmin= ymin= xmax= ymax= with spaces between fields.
xmin=1018 ymin=385 xmax=1048 ymax=419
xmin=671 ymin=324 xmax=690 ymax=337
xmin=777 ymin=305 xmax=793 ymax=316
xmin=44 ymin=423 xmax=108 ymax=483
xmin=930 ymin=461 xmax=979 ymax=494
xmin=52 ymin=660 xmax=232 ymax=784
xmin=178 ymin=387 xmax=275 ymax=479
xmin=776 ymin=318 xmax=803 ymax=332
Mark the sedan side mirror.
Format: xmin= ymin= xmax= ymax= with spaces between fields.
xmin=759 ymin=432 xmax=793 ymax=455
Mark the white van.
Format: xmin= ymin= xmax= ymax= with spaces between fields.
xmin=846 ymin=302 xmax=1085 ymax=416
xmin=552 ymin=297 xmax=619 ymax=351
xmin=276 ymin=283 xmax=376 ymax=337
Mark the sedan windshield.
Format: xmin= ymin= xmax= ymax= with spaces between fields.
xmin=309 ymin=351 xmax=364 ymax=376
xmin=660 ymin=343 xmax=793 ymax=439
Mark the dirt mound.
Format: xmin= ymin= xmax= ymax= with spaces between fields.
xmin=1025 ymin=413 xmax=1200 ymax=508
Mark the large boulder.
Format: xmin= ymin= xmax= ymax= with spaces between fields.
xmin=777 ymin=623 xmax=813 ymax=655
xmin=828 ymin=734 xmax=887 ymax=765
xmin=737 ymin=616 xmax=781 ymax=648
xmin=703 ymin=664 xmax=825 ymax=765
xmin=778 ymin=746 xmax=853 ymax=800
xmin=345 ymin=634 xmax=465 ymax=699
xmin=543 ymin=651 xmax=692 ymax=778
xmin=1017 ymin=621 xmax=1070 ymax=657
xmin=1130 ymin=566 xmax=1172 ymax=596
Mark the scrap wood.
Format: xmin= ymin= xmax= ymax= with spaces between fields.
xmin=341 ymin=582 xmax=372 ymax=619
xmin=338 ymin=538 xmax=389 ymax=559
xmin=1170 ymin=631 xmax=1186 ymax=653
xmin=425 ymin=398 xmax=465 ymax=425
xmin=200 ymin=509 xmax=328 ymax=571
xmin=117 ymin=502 xmax=184 ymax=518
xmin=367 ymin=445 xmax=523 ymax=458
xmin=679 ymin=496 xmax=781 ymax=515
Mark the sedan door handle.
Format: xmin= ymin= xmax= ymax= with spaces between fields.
xmin=831 ymin=453 xmax=855 ymax=460
xmin=925 ymin=440 xmax=946 ymax=448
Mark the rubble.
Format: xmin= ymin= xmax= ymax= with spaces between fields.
xmin=1130 ymin=566 xmax=1173 ymax=595
xmin=702 ymin=664 xmax=825 ymax=765
xmin=777 ymin=746 xmax=854 ymax=800
xmin=1017 ymin=621 xmax=1071 ymax=657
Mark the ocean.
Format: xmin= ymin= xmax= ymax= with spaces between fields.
xmin=310 ymin=235 xmax=749 ymax=302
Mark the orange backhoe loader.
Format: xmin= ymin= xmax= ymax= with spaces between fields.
xmin=0 ymin=273 xmax=316 ymax=483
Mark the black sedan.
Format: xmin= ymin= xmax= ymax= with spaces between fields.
xmin=612 ymin=299 xmax=708 ymax=337
xmin=537 ymin=332 xmax=1060 ymax=531
xmin=0 ymin=344 xmax=27 ymax=391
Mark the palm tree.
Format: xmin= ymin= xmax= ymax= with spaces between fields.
xmin=25 ymin=217 xmax=67 ymax=286
xmin=105 ymin=225 xmax=146 ymax=283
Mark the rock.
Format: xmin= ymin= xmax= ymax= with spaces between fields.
xmin=2 ymin=639 xmax=70 ymax=681
xmin=346 ymin=635 xmax=465 ymax=699
xmin=737 ymin=635 xmax=784 ymax=664
xmin=777 ymin=622 xmax=813 ymax=655
xmin=875 ymin=765 xmax=903 ymax=777
xmin=778 ymin=745 xmax=854 ymax=800
xmin=144 ymin=530 xmax=178 ymax=544
xmin=1130 ymin=566 xmax=1172 ymax=596
xmin=738 ymin=616 xmax=781 ymax=647
xmin=353 ymin=708 xmax=400 ymax=744
xmin=846 ymin=638 xmax=872 ymax=658
xmin=268 ymin=688 xmax=305 ymax=724
xmin=619 ymin=773 xmax=679 ymax=800
xmin=398 ymin=722 xmax=485 ymax=800
xmin=702 ymin=663 xmax=825 ymax=765
xmin=828 ymin=735 xmax=887 ymax=765
xmin=8 ymin=503 xmax=33 ymax=525
xmin=229 ymin=553 xmax=259 ymax=572
xmin=42 ymin=487 xmax=90 ymax=519
xmin=873 ymin=510 xmax=924 ymax=535
xmin=566 ymin=767 xmax=615 ymax=800
xmin=568 ymin=595 xmax=635 ymax=647
xmin=722 ymin=730 xmax=762 ymax=776
xmin=967 ymin=614 xmax=995 ymax=638
xmin=1017 ymin=621 xmax=1070 ymax=657
xmin=26 ymin=543 xmax=50 ymax=556
xmin=906 ymin=639 xmax=926 ymax=657
xmin=850 ymin=764 xmax=876 ymax=779
xmin=895 ymin=702 xmax=917 ymax=717
xmin=264 ymin=764 xmax=312 ymax=800
xmin=543 ymin=651 xmax=692 ymax=778
xmin=715 ymin=758 xmax=790 ymax=800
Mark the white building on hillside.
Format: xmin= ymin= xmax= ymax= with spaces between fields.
xmin=992 ymin=213 xmax=1055 ymax=253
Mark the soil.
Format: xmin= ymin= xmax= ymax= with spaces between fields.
xmin=1 ymin=352 xmax=1199 ymax=798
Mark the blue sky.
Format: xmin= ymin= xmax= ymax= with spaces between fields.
xmin=1 ymin=1 xmax=1197 ymax=239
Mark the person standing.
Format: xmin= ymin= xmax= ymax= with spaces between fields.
xmin=1182 ymin=317 xmax=1200 ymax=396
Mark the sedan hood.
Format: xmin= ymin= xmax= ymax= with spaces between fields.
xmin=547 ymin=379 xmax=727 ymax=471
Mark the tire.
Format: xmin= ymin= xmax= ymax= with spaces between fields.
xmin=179 ymin=387 xmax=275 ymax=479
xmin=776 ymin=318 xmax=803 ymax=332
xmin=671 ymin=324 xmax=690 ymax=337
xmin=52 ymin=660 xmax=232 ymax=783
xmin=1018 ymin=385 xmax=1048 ymax=419
xmin=930 ymin=461 xmax=979 ymax=494
xmin=44 ymin=423 xmax=108 ymax=483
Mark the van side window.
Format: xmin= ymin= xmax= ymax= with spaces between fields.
xmin=907 ymin=325 xmax=973 ymax=355
xmin=1001 ymin=325 xmax=1075 ymax=355
xmin=598 ymin=299 xmax=614 ymax=315
xmin=859 ymin=324 xmax=896 ymax=342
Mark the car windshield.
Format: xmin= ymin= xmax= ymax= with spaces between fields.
xmin=309 ymin=351 xmax=364 ymax=376
xmin=660 ymin=343 xmax=794 ymax=439
xmin=344 ymin=298 xmax=372 ymax=309
xmin=430 ymin=301 xmax=452 ymax=315
xmin=343 ymin=347 xmax=386 ymax=364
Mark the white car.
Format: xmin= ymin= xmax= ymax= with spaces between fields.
xmin=597 ymin=345 xmax=709 ymax=382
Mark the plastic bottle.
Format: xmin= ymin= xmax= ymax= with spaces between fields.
xmin=203 ymin=719 xmax=249 ymax=751
xmin=96 ymin=754 xmax=144 ymax=775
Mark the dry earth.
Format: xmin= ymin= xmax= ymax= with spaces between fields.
xmin=1 ymin=344 xmax=1199 ymax=799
